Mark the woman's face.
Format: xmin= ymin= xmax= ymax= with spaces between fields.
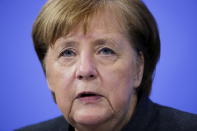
xmin=44 ymin=11 xmax=144 ymax=130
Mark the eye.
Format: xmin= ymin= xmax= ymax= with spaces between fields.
xmin=59 ymin=48 xmax=76 ymax=57
xmin=98 ymin=47 xmax=115 ymax=55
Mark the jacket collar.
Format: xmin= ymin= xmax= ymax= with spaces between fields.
xmin=122 ymin=96 xmax=156 ymax=131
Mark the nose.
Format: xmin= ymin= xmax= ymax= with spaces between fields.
xmin=76 ymin=54 xmax=97 ymax=81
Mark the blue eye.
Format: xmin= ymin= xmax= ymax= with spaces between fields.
xmin=98 ymin=47 xmax=115 ymax=55
xmin=60 ymin=49 xmax=76 ymax=57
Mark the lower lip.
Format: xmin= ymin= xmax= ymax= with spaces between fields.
xmin=77 ymin=95 xmax=102 ymax=103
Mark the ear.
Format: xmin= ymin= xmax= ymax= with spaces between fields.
xmin=134 ymin=52 xmax=144 ymax=88
xmin=46 ymin=79 xmax=54 ymax=91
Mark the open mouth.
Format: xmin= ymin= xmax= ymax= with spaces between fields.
xmin=76 ymin=91 xmax=102 ymax=102
xmin=77 ymin=92 xmax=100 ymax=98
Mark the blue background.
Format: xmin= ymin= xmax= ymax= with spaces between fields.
xmin=0 ymin=0 xmax=197 ymax=130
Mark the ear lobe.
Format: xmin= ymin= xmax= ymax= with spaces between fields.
xmin=134 ymin=52 xmax=144 ymax=88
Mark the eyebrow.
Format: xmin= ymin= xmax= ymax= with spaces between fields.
xmin=53 ymin=39 xmax=77 ymax=53
xmin=56 ymin=39 xmax=77 ymax=48
xmin=94 ymin=38 xmax=120 ymax=48
xmin=55 ymin=37 xmax=121 ymax=50
xmin=63 ymin=41 xmax=77 ymax=47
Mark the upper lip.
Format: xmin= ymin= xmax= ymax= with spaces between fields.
xmin=76 ymin=91 xmax=102 ymax=99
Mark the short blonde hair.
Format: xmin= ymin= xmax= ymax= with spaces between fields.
xmin=32 ymin=0 xmax=160 ymax=98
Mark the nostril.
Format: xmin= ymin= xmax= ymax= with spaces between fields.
xmin=78 ymin=75 xmax=83 ymax=80
xmin=77 ymin=74 xmax=96 ymax=80
xmin=90 ymin=74 xmax=94 ymax=78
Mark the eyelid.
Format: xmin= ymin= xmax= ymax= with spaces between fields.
xmin=59 ymin=47 xmax=77 ymax=57
xmin=97 ymin=46 xmax=116 ymax=55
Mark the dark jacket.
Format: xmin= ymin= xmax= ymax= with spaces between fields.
xmin=15 ymin=97 xmax=197 ymax=131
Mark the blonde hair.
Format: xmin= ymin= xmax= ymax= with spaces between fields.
xmin=32 ymin=0 xmax=160 ymax=98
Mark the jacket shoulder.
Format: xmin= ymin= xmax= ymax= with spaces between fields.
xmin=154 ymin=103 xmax=197 ymax=131
xmin=15 ymin=116 xmax=68 ymax=131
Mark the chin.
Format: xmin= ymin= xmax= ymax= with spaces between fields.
xmin=71 ymin=107 xmax=113 ymax=126
xmin=75 ymin=115 xmax=107 ymax=126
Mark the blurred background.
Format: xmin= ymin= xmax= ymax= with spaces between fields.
xmin=0 ymin=0 xmax=196 ymax=130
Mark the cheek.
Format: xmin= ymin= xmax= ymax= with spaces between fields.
xmin=47 ymin=65 xmax=76 ymax=120
xmin=100 ymin=63 xmax=136 ymax=112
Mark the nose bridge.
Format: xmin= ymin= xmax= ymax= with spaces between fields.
xmin=76 ymin=50 xmax=97 ymax=80
xmin=80 ymin=51 xmax=94 ymax=72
